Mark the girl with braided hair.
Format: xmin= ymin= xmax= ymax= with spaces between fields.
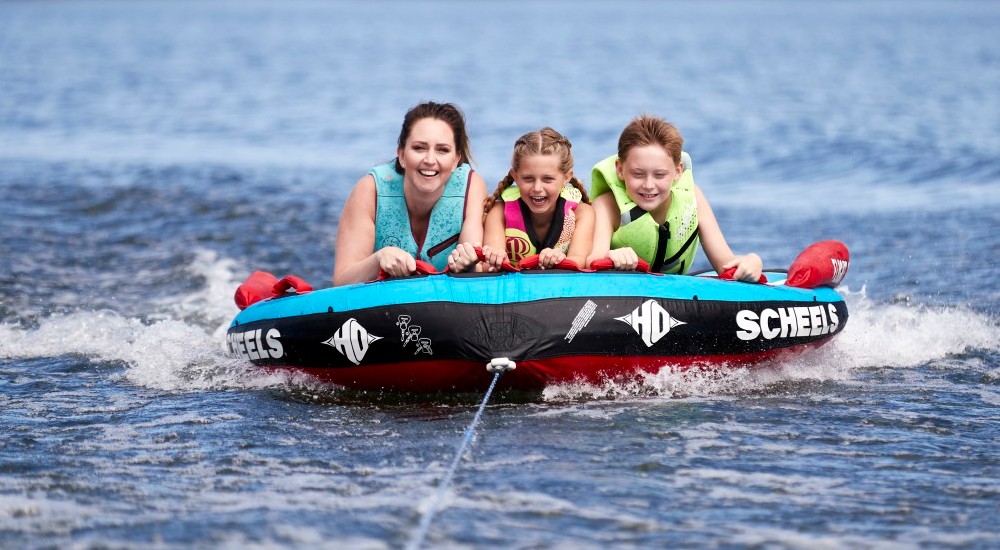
xmin=480 ymin=127 xmax=594 ymax=271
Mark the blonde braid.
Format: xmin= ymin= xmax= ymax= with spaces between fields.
xmin=484 ymin=173 xmax=515 ymax=214
xmin=567 ymin=176 xmax=591 ymax=204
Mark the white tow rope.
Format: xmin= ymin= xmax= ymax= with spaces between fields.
xmin=406 ymin=358 xmax=516 ymax=550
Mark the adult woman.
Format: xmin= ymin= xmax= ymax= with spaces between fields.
xmin=333 ymin=102 xmax=488 ymax=286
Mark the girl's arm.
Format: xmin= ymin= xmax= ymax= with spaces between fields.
xmin=480 ymin=202 xmax=509 ymax=272
xmin=694 ymin=185 xmax=762 ymax=282
xmin=458 ymin=171 xmax=487 ymax=248
xmin=564 ymin=202 xmax=594 ymax=268
xmin=449 ymin=171 xmax=489 ymax=272
xmin=333 ymin=175 xmax=416 ymax=286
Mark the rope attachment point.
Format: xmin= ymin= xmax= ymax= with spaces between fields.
xmin=486 ymin=357 xmax=516 ymax=374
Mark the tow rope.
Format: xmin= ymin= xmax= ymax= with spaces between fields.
xmin=406 ymin=357 xmax=516 ymax=550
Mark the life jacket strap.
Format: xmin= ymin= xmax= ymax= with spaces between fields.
xmin=651 ymin=222 xmax=670 ymax=272
xmin=426 ymin=232 xmax=460 ymax=260
xmin=659 ymin=228 xmax=700 ymax=274
xmin=620 ymin=205 xmax=646 ymax=227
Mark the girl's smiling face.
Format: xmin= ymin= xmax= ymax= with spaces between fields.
xmin=514 ymin=153 xmax=571 ymax=216
xmin=616 ymin=144 xmax=682 ymax=216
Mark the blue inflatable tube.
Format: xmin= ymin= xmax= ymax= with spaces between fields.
xmin=227 ymin=269 xmax=848 ymax=393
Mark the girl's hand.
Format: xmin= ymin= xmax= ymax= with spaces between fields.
xmin=377 ymin=247 xmax=417 ymax=277
xmin=722 ymin=253 xmax=763 ymax=282
xmin=538 ymin=248 xmax=567 ymax=269
xmin=480 ymin=244 xmax=509 ymax=272
xmin=608 ymin=247 xmax=640 ymax=271
xmin=448 ymin=242 xmax=480 ymax=272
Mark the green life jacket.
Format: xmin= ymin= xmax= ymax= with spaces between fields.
xmin=371 ymin=162 xmax=472 ymax=271
xmin=590 ymin=152 xmax=699 ymax=274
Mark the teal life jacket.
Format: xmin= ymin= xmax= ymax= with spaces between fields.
xmin=371 ymin=162 xmax=472 ymax=271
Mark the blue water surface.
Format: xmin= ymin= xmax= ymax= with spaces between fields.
xmin=1 ymin=1 xmax=998 ymax=548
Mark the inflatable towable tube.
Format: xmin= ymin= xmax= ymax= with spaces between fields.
xmin=227 ymin=242 xmax=850 ymax=393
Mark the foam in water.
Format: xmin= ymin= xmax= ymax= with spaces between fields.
xmin=0 ymin=249 xmax=293 ymax=392
xmin=542 ymin=286 xmax=999 ymax=401
xmin=150 ymin=248 xmax=244 ymax=330
xmin=2 ymin=266 xmax=996 ymax=396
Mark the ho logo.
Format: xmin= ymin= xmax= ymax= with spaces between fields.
xmin=615 ymin=300 xmax=685 ymax=347
xmin=323 ymin=318 xmax=382 ymax=365
xmin=505 ymin=230 xmax=531 ymax=262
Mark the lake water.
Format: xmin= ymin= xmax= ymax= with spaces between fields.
xmin=1 ymin=1 xmax=998 ymax=548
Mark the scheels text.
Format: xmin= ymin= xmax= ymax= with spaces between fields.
xmin=228 ymin=328 xmax=283 ymax=359
xmin=735 ymin=304 xmax=839 ymax=341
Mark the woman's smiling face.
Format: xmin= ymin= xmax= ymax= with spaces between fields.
xmin=397 ymin=117 xmax=460 ymax=194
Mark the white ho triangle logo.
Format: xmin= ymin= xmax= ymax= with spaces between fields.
xmin=615 ymin=300 xmax=685 ymax=347
xmin=324 ymin=318 xmax=382 ymax=365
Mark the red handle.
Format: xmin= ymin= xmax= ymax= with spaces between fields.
xmin=474 ymin=246 xmax=520 ymax=272
xmin=414 ymin=260 xmax=438 ymax=275
xmin=588 ymin=257 xmax=651 ymax=273
xmin=273 ymin=274 xmax=314 ymax=294
xmin=518 ymin=254 xmax=582 ymax=271
xmin=377 ymin=260 xmax=440 ymax=281
xmin=718 ymin=266 xmax=768 ymax=284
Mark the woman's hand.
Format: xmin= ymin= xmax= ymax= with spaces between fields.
xmin=538 ymin=248 xmax=567 ymax=269
xmin=608 ymin=247 xmax=640 ymax=271
xmin=448 ymin=242 xmax=480 ymax=272
xmin=377 ymin=246 xmax=417 ymax=277
xmin=479 ymin=244 xmax=509 ymax=272
xmin=722 ymin=253 xmax=763 ymax=282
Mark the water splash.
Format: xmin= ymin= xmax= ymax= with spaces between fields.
xmin=831 ymin=286 xmax=998 ymax=366
xmin=2 ymin=264 xmax=996 ymax=398
xmin=0 ymin=250 xmax=293 ymax=392
xmin=542 ymin=286 xmax=999 ymax=401
xmin=149 ymin=248 xmax=243 ymax=328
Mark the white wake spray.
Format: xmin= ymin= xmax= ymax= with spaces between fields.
xmin=543 ymin=286 xmax=999 ymax=401
xmin=2 ymin=269 xmax=996 ymax=397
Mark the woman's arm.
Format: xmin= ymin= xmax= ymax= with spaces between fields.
xmin=333 ymin=175 xmax=415 ymax=286
xmin=694 ymin=185 xmax=762 ymax=281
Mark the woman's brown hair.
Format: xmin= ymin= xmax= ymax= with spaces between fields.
xmin=394 ymin=101 xmax=474 ymax=173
